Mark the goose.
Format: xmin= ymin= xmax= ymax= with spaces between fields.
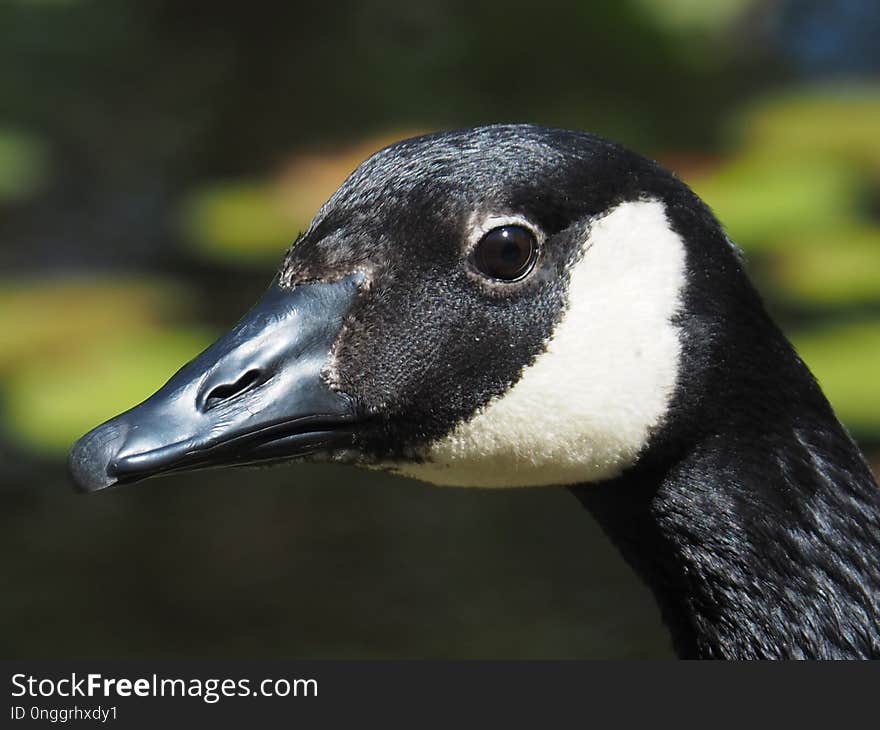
xmin=69 ymin=124 xmax=880 ymax=659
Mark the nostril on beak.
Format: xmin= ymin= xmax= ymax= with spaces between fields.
xmin=203 ymin=369 xmax=263 ymax=411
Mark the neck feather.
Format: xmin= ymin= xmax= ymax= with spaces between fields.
xmin=572 ymin=421 xmax=880 ymax=659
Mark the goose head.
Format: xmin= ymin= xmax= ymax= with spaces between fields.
xmin=68 ymin=125 xmax=779 ymax=493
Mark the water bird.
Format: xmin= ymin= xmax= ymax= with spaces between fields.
xmin=70 ymin=125 xmax=880 ymax=659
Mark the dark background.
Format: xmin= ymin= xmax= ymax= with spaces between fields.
xmin=2 ymin=0 xmax=878 ymax=658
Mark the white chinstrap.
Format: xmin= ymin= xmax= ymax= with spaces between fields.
xmin=387 ymin=198 xmax=687 ymax=487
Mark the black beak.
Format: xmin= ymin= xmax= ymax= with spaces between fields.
xmin=68 ymin=273 xmax=364 ymax=492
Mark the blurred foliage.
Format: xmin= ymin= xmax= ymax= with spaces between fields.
xmin=0 ymin=278 xmax=184 ymax=364
xmin=774 ymin=226 xmax=880 ymax=305
xmin=0 ymin=0 xmax=878 ymax=659
xmin=793 ymin=321 xmax=880 ymax=433
xmin=634 ymin=0 xmax=755 ymax=32
xmin=7 ymin=328 xmax=212 ymax=453
xmin=738 ymin=86 xmax=880 ymax=169
xmin=0 ymin=128 xmax=47 ymax=203
xmin=689 ymin=85 xmax=880 ymax=253
xmin=180 ymin=132 xmax=420 ymax=264
xmin=181 ymin=182 xmax=299 ymax=266
xmin=690 ymin=154 xmax=861 ymax=249
xmin=0 ymin=279 xmax=212 ymax=452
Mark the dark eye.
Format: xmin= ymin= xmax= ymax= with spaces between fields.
xmin=471 ymin=225 xmax=538 ymax=282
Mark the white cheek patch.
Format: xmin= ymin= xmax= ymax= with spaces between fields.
xmin=387 ymin=198 xmax=687 ymax=488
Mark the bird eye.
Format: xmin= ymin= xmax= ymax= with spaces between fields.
xmin=471 ymin=225 xmax=538 ymax=282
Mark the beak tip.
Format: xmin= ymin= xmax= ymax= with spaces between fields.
xmin=68 ymin=421 xmax=128 ymax=493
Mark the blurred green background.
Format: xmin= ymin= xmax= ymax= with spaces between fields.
xmin=1 ymin=0 xmax=878 ymax=658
